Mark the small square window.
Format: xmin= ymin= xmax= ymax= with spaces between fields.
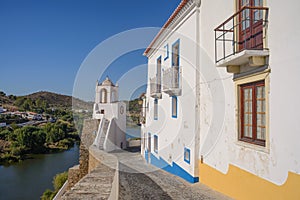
xmin=184 ymin=147 xmax=190 ymax=164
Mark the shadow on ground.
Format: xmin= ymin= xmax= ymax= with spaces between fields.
xmin=119 ymin=162 xmax=172 ymax=200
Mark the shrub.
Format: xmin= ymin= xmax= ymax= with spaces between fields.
xmin=53 ymin=171 xmax=68 ymax=191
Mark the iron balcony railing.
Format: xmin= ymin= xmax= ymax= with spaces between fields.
xmin=150 ymin=76 xmax=161 ymax=98
xmin=215 ymin=6 xmax=269 ymax=63
xmin=162 ymin=66 xmax=181 ymax=96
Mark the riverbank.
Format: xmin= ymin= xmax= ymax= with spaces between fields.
xmin=0 ymin=121 xmax=80 ymax=166
xmin=0 ymin=139 xmax=79 ymax=166
xmin=0 ymin=144 xmax=79 ymax=200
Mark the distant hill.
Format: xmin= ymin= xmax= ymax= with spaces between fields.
xmin=24 ymin=91 xmax=72 ymax=108
xmin=24 ymin=91 xmax=93 ymax=111
xmin=0 ymin=91 xmax=93 ymax=111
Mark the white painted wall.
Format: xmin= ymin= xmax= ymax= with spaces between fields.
xmin=144 ymin=0 xmax=300 ymax=184
xmin=199 ymin=0 xmax=300 ymax=185
xmin=144 ymin=5 xmax=199 ymax=177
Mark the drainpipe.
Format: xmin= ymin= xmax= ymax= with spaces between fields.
xmin=194 ymin=0 xmax=201 ymax=179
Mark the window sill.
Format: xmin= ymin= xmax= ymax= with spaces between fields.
xmin=235 ymin=140 xmax=269 ymax=154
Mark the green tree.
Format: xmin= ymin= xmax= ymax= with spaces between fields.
xmin=41 ymin=171 xmax=68 ymax=200
xmin=22 ymin=98 xmax=33 ymax=111
xmin=44 ymin=123 xmax=65 ymax=144
xmin=8 ymin=95 xmax=16 ymax=101
xmin=0 ymin=91 xmax=6 ymax=96
xmin=14 ymin=97 xmax=26 ymax=108
xmin=31 ymin=130 xmax=46 ymax=152
xmin=41 ymin=189 xmax=55 ymax=200
xmin=0 ymin=129 xmax=11 ymax=140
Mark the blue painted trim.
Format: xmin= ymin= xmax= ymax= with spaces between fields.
xmin=154 ymin=98 xmax=158 ymax=120
xmin=164 ymin=44 xmax=169 ymax=60
xmin=150 ymin=153 xmax=199 ymax=183
xmin=144 ymin=149 xmax=148 ymax=163
xmin=171 ymin=96 xmax=177 ymax=118
xmin=184 ymin=147 xmax=191 ymax=164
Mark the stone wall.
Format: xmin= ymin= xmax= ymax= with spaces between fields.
xmin=61 ymin=146 xmax=119 ymax=200
xmin=79 ymin=119 xmax=99 ymax=178
xmin=64 ymin=118 xmax=99 ymax=193
xmin=88 ymin=149 xmax=101 ymax=173
xmin=67 ymin=165 xmax=80 ymax=190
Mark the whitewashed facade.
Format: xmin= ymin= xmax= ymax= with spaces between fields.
xmin=142 ymin=0 xmax=300 ymax=199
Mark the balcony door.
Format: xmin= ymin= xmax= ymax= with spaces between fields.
xmin=172 ymin=41 xmax=179 ymax=67
xmin=172 ymin=40 xmax=180 ymax=88
xmin=238 ymin=0 xmax=263 ymax=51
xmin=157 ymin=57 xmax=161 ymax=93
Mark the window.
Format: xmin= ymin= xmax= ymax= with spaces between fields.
xmin=172 ymin=40 xmax=180 ymax=88
xmin=154 ymin=135 xmax=158 ymax=153
xmin=171 ymin=96 xmax=177 ymax=118
xmin=157 ymin=57 xmax=162 ymax=93
xmin=238 ymin=0 xmax=264 ymax=50
xmin=172 ymin=40 xmax=180 ymax=67
xmin=164 ymin=44 xmax=169 ymax=60
xmin=240 ymin=80 xmax=266 ymax=146
xmin=154 ymin=98 xmax=158 ymax=120
xmin=184 ymin=147 xmax=190 ymax=164
xmin=100 ymin=88 xmax=107 ymax=103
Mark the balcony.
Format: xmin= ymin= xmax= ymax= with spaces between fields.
xmin=162 ymin=66 xmax=181 ymax=96
xmin=150 ymin=76 xmax=162 ymax=98
xmin=215 ymin=6 xmax=269 ymax=70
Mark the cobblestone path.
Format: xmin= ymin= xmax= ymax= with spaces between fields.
xmin=113 ymin=151 xmax=231 ymax=200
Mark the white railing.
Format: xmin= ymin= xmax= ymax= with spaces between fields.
xmin=150 ymin=76 xmax=161 ymax=98
xmin=93 ymin=116 xmax=104 ymax=148
xmin=162 ymin=66 xmax=181 ymax=96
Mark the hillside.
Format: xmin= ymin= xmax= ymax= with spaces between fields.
xmin=24 ymin=91 xmax=72 ymax=108
xmin=24 ymin=91 xmax=93 ymax=110
xmin=0 ymin=92 xmax=14 ymax=105
xmin=1 ymin=90 xmax=142 ymax=125
xmin=0 ymin=91 xmax=93 ymax=111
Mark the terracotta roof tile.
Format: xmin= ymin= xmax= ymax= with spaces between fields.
xmin=144 ymin=0 xmax=188 ymax=56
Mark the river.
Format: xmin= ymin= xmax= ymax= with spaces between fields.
xmin=0 ymin=145 xmax=79 ymax=200
xmin=0 ymin=126 xmax=140 ymax=200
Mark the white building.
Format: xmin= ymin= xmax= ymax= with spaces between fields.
xmin=142 ymin=0 xmax=300 ymax=199
xmin=93 ymin=77 xmax=127 ymax=151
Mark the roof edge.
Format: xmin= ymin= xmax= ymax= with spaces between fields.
xmin=143 ymin=0 xmax=189 ymax=57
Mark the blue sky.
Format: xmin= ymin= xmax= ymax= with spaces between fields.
xmin=0 ymin=0 xmax=181 ymax=100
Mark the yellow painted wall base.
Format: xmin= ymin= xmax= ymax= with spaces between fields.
xmin=199 ymin=162 xmax=300 ymax=200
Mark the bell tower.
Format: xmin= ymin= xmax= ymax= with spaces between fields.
xmin=95 ymin=76 xmax=119 ymax=104
xmin=92 ymin=76 xmax=126 ymax=151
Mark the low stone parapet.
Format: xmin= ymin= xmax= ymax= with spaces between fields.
xmin=66 ymin=165 xmax=80 ymax=190
xmin=61 ymin=146 xmax=119 ymax=200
